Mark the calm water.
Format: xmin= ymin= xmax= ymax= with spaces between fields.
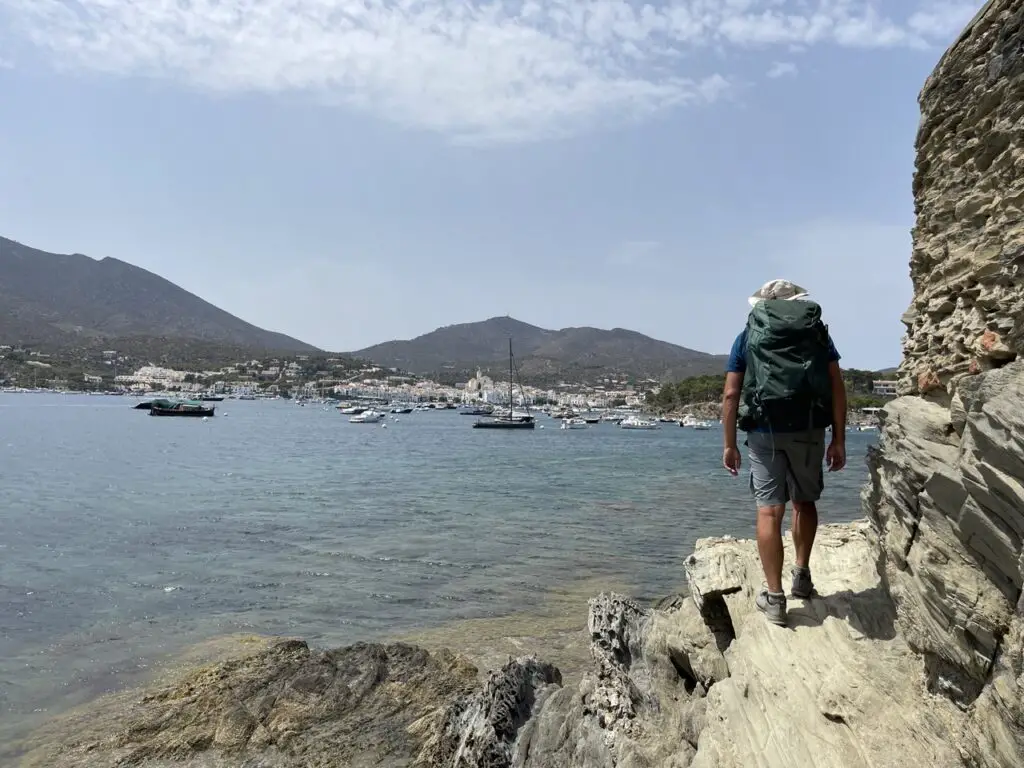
xmin=0 ymin=394 xmax=876 ymax=751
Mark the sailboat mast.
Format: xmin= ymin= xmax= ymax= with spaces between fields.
xmin=508 ymin=338 xmax=513 ymax=417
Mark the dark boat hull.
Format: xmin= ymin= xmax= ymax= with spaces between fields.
xmin=472 ymin=419 xmax=535 ymax=429
xmin=150 ymin=406 xmax=215 ymax=417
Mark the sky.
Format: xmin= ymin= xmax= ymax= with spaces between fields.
xmin=0 ymin=1 xmax=986 ymax=369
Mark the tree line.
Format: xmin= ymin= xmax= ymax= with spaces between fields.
xmin=645 ymin=368 xmax=897 ymax=412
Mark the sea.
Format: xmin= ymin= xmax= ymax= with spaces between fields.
xmin=0 ymin=394 xmax=877 ymax=757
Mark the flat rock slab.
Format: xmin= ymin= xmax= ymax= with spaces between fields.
xmin=684 ymin=521 xmax=966 ymax=768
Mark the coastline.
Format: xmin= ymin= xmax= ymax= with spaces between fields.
xmin=2 ymin=575 xmax=642 ymax=763
xmin=13 ymin=517 xmax=968 ymax=768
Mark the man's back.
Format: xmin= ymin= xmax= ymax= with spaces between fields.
xmin=726 ymin=301 xmax=841 ymax=434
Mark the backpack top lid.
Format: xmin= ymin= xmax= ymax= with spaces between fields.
xmin=746 ymin=297 xmax=822 ymax=333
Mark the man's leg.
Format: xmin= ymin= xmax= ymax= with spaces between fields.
xmin=785 ymin=430 xmax=827 ymax=598
xmin=747 ymin=433 xmax=790 ymax=595
xmin=757 ymin=504 xmax=786 ymax=593
xmin=791 ymin=501 xmax=818 ymax=570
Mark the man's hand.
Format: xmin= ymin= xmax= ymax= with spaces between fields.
xmin=723 ymin=446 xmax=742 ymax=476
xmin=826 ymin=441 xmax=846 ymax=472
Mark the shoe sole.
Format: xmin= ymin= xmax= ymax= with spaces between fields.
xmin=756 ymin=603 xmax=787 ymax=627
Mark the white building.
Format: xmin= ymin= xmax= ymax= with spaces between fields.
xmin=115 ymin=365 xmax=189 ymax=388
xmin=873 ymin=380 xmax=898 ymax=397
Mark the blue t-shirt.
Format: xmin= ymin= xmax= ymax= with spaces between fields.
xmin=726 ymin=328 xmax=840 ymax=374
xmin=726 ymin=328 xmax=840 ymax=432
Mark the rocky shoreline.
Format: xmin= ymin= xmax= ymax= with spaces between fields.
xmin=17 ymin=519 xmax=1003 ymax=768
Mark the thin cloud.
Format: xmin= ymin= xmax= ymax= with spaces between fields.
xmin=908 ymin=2 xmax=982 ymax=39
xmin=0 ymin=1 xmax=982 ymax=143
xmin=767 ymin=61 xmax=798 ymax=79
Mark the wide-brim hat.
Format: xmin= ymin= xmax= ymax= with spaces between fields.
xmin=748 ymin=279 xmax=810 ymax=307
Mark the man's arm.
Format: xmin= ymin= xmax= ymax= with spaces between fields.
xmin=828 ymin=361 xmax=846 ymax=438
xmin=723 ymin=371 xmax=743 ymax=449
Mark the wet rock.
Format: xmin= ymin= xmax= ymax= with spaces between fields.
xmin=415 ymin=656 xmax=561 ymax=768
xmin=420 ymin=592 xmax=709 ymax=768
xmin=21 ymin=639 xmax=478 ymax=767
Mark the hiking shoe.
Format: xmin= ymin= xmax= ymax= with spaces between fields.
xmin=791 ymin=566 xmax=814 ymax=599
xmin=755 ymin=586 xmax=787 ymax=627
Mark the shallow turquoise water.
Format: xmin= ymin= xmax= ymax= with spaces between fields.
xmin=0 ymin=394 xmax=876 ymax=750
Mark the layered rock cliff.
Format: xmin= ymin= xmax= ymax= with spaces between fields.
xmin=901 ymin=0 xmax=1024 ymax=395
xmin=866 ymin=1 xmax=1024 ymax=764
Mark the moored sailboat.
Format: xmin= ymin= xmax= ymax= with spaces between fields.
xmin=472 ymin=340 xmax=535 ymax=430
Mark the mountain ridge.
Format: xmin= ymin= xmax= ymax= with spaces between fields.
xmin=0 ymin=236 xmax=318 ymax=354
xmin=352 ymin=315 xmax=728 ymax=382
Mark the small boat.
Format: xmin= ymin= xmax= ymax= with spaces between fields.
xmin=201 ymin=395 xmax=225 ymax=402
xmin=150 ymin=400 xmax=215 ymax=417
xmin=350 ymin=409 xmax=385 ymax=423
xmin=338 ymin=405 xmax=366 ymax=415
xmin=561 ymin=417 xmax=587 ymax=430
xmin=391 ymin=406 xmax=413 ymax=414
xmin=692 ymin=420 xmax=713 ymax=430
xmin=473 ymin=340 xmax=536 ymax=430
xmin=620 ymin=415 xmax=659 ymax=430
xmin=583 ymin=414 xmax=601 ymax=424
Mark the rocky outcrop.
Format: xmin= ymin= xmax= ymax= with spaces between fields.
xmin=864 ymin=2 xmax=1024 ymax=766
xmin=900 ymin=0 xmax=1024 ymax=396
xmin=420 ymin=524 xmax=967 ymax=768
xmin=19 ymin=640 xmax=479 ymax=767
xmin=867 ymin=365 xmax=1024 ymax=767
xmin=18 ymin=524 xmax=988 ymax=768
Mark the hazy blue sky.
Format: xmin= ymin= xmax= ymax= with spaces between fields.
xmin=0 ymin=1 xmax=983 ymax=368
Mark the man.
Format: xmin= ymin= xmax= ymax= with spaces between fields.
xmin=721 ymin=279 xmax=847 ymax=627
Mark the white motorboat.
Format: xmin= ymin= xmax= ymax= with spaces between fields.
xmin=692 ymin=420 xmax=713 ymax=430
xmin=620 ymin=416 xmax=659 ymax=430
xmin=560 ymin=417 xmax=587 ymax=430
xmin=350 ymin=409 xmax=385 ymax=423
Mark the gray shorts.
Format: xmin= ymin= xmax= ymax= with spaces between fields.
xmin=746 ymin=430 xmax=826 ymax=507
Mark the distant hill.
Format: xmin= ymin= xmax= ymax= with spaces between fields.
xmin=352 ymin=316 xmax=728 ymax=384
xmin=0 ymin=236 xmax=318 ymax=354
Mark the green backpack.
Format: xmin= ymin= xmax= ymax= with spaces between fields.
xmin=737 ymin=299 xmax=834 ymax=433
